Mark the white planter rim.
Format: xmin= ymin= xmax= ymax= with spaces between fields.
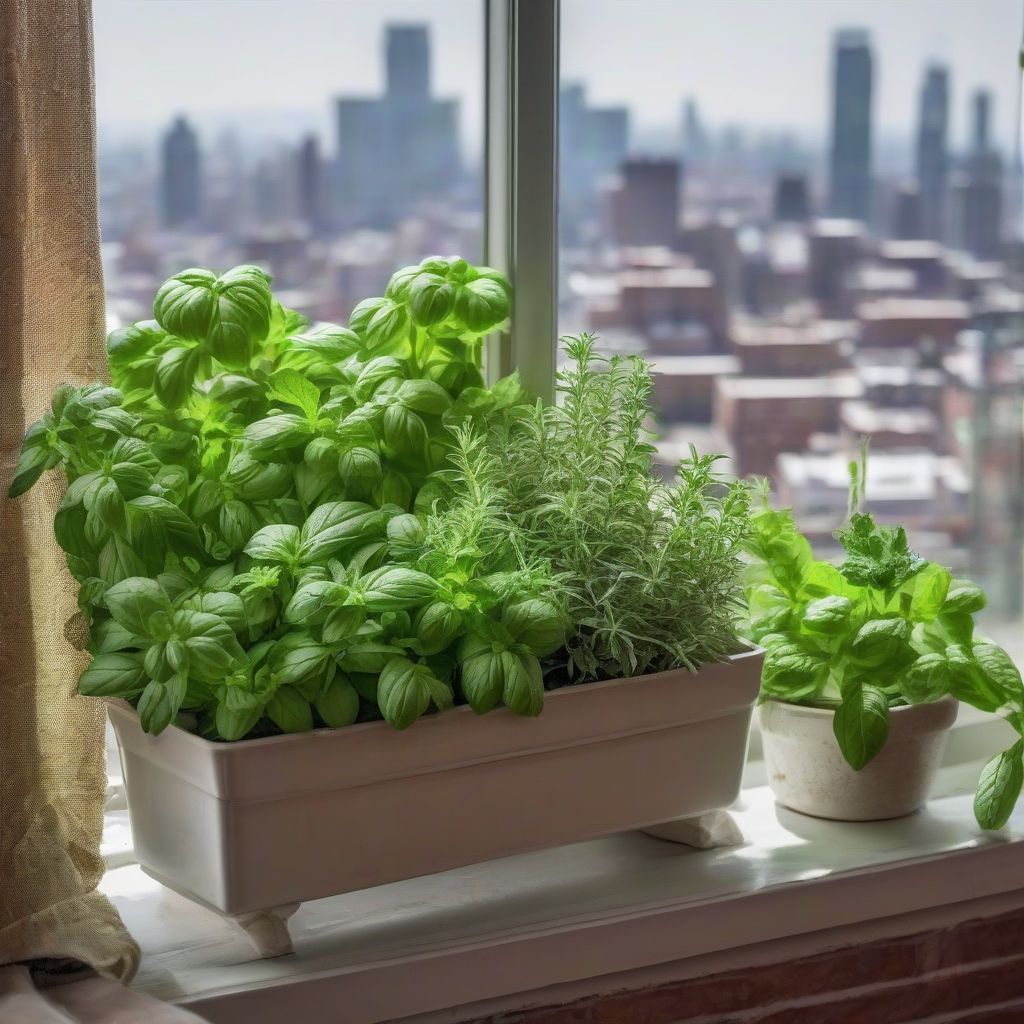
xmin=761 ymin=694 xmax=959 ymax=733
xmin=108 ymin=645 xmax=764 ymax=804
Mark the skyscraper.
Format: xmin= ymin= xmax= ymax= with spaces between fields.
xmin=160 ymin=116 xmax=202 ymax=228
xmin=827 ymin=29 xmax=873 ymax=224
xmin=915 ymin=64 xmax=949 ymax=241
xmin=608 ymin=159 xmax=681 ymax=249
xmin=682 ymin=98 xmax=709 ymax=163
xmin=334 ymin=24 xmax=460 ymax=228
xmin=297 ymin=134 xmax=325 ymax=233
xmin=386 ymin=24 xmax=430 ymax=100
xmin=954 ymin=89 xmax=1003 ymax=260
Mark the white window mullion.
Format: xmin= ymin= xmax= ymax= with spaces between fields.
xmin=484 ymin=0 xmax=560 ymax=402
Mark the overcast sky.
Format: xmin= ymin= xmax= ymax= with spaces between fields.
xmin=94 ymin=0 xmax=1023 ymax=155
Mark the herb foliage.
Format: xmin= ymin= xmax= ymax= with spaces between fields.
xmin=10 ymin=266 xmax=752 ymax=740
xmin=743 ymin=451 xmax=1024 ymax=830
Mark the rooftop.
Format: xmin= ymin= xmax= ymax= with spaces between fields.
xmin=717 ymin=375 xmax=862 ymax=400
xmin=857 ymin=297 xmax=970 ymax=322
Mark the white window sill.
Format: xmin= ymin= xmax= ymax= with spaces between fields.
xmin=102 ymin=753 xmax=1024 ymax=1024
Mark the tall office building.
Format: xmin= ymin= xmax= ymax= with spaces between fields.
xmin=954 ymin=90 xmax=1003 ymax=260
xmin=334 ymin=24 xmax=460 ymax=227
xmin=682 ymin=98 xmax=709 ymax=163
xmin=608 ymin=159 xmax=681 ymax=249
xmin=386 ymin=24 xmax=430 ymax=99
xmin=160 ymin=116 xmax=202 ymax=228
xmin=827 ymin=29 xmax=873 ymax=223
xmin=560 ymin=83 xmax=630 ymax=244
xmin=773 ymin=174 xmax=810 ymax=223
xmin=296 ymin=134 xmax=325 ymax=233
xmin=560 ymin=85 xmax=629 ymax=199
xmin=915 ymin=64 xmax=949 ymax=241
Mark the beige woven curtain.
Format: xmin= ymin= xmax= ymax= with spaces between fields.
xmin=0 ymin=0 xmax=138 ymax=981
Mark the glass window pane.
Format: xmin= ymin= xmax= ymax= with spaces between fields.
xmin=560 ymin=0 xmax=1024 ymax=654
xmin=94 ymin=0 xmax=483 ymax=325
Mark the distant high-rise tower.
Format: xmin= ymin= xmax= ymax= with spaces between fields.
xmin=296 ymin=134 xmax=325 ymax=233
xmin=915 ymin=64 xmax=949 ymax=241
xmin=773 ymin=174 xmax=810 ymax=222
xmin=954 ymin=89 xmax=1003 ymax=260
xmin=682 ymin=98 xmax=709 ymax=162
xmin=386 ymin=24 xmax=430 ymax=100
xmin=609 ymin=159 xmax=681 ymax=249
xmin=160 ymin=116 xmax=202 ymax=228
xmin=334 ymin=24 xmax=459 ymax=227
xmin=828 ymin=29 xmax=873 ymax=223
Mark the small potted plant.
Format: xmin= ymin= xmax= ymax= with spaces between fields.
xmin=743 ymin=449 xmax=1024 ymax=830
xmin=9 ymin=259 xmax=762 ymax=937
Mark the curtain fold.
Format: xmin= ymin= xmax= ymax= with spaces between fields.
xmin=0 ymin=0 xmax=139 ymax=981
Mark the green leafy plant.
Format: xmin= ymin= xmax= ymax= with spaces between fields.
xmin=462 ymin=334 xmax=752 ymax=683
xmin=743 ymin=449 xmax=1024 ymax=830
xmin=9 ymin=257 xmax=571 ymax=737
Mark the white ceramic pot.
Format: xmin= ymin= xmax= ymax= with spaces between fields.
xmin=108 ymin=647 xmax=763 ymax=917
xmin=760 ymin=696 xmax=959 ymax=822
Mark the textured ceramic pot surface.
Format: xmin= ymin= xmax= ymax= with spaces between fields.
xmin=109 ymin=647 xmax=763 ymax=915
xmin=760 ymin=695 xmax=959 ymax=823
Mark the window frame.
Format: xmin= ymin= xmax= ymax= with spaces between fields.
xmin=484 ymin=0 xmax=559 ymax=402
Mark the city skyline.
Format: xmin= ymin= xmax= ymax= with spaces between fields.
xmin=94 ymin=0 xmax=1022 ymax=155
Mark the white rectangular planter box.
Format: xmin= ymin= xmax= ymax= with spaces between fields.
xmin=108 ymin=648 xmax=762 ymax=918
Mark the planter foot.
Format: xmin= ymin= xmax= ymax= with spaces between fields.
xmin=228 ymin=902 xmax=300 ymax=958
xmin=641 ymin=809 xmax=744 ymax=850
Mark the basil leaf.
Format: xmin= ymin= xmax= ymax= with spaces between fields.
xmin=315 ymin=673 xmax=360 ymax=727
xmin=974 ymin=740 xmax=1024 ymax=830
xmin=244 ymin=524 xmax=301 ymax=564
xmin=900 ymin=653 xmax=951 ymax=705
xmin=414 ymin=601 xmax=463 ymax=656
xmin=453 ymin=276 xmax=510 ymax=334
xmin=358 ymin=567 xmax=436 ymax=611
xmin=78 ymin=652 xmax=147 ymax=698
xmin=98 ymin=535 xmax=147 ymax=586
xmin=137 ymin=674 xmax=187 ymax=735
xmin=833 ymin=681 xmax=890 ymax=771
xmin=397 ymin=379 xmax=453 ymax=415
xmin=104 ymin=577 xmax=172 ymax=636
xmin=154 ymin=346 xmax=201 ymax=409
xmin=849 ymin=618 xmax=911 ymax=667
xmin=266 ymin=687 xmax=314 ymax=733
xmin=502 ymin=651 xmax=544 ymax=717
xmin=801 ymin=595 xmax=853 ymax=635
xmin=378 ymin=657 xmax=436 ymax=730
xmin=459 ymin=639 xmax=504 ymax=714
xmin=284 ymin=580 xmax=345 ymax=625
xmin=298 ymin=501 xmax=381 ymax=564
xmin=267 ymin=368 xmax=321 ymax=423
xmin=242 ymin=414 xmax=315 ymax=458
xmin=408 ymin=273 xmax=455 ymax=326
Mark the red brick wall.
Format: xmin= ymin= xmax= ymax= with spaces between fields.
xmin=466 ymin=907 xmax=1024 ymax=1024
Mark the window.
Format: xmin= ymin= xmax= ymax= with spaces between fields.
xmin=559 ymin=0 xmax=1024 ymax=655
xmin=93 ymin=0 xmax=484 ymax=327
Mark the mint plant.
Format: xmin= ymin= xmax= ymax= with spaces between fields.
xmin=743 ymin=452 xmax=1024 ymax=830
xmin=10 ymin=258 xmax=575 ymax=737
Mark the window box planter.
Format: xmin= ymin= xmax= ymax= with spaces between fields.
xmin=107 ymin=647 xmax=762 ymax=932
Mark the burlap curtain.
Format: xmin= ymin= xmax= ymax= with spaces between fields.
xmin=0 ymin=0 xmax=138 ymax=981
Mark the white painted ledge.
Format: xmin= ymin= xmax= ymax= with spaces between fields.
xmin=103 ymin=757 xmax=1024 ymax=1024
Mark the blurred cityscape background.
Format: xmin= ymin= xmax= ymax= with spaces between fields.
xmin=94 ymin=0 xmax=1024 ymax=630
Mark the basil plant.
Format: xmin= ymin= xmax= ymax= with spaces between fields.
xmin=10 ymin=258 xmax=569 ymax=739
xmin=743 ymin=459 xmax=1024 ymax=831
